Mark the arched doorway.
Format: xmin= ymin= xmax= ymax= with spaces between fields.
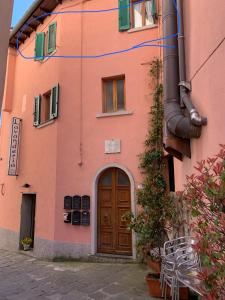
xmin=97 ymin=167 xmax=132 ymax=255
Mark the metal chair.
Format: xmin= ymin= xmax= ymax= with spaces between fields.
xmin=176 ymin=251 xmax=203 ymax=298
xmin=161 ymin=258 xmax=178 ymax=300
xmin=161 ymin=236 xmax=198 ymax=300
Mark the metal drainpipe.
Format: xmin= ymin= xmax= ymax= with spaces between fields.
xmin=177 ymin=0 xmax=207 ymax=127
xmin=163 ymin=0 xmax=207 ymax=140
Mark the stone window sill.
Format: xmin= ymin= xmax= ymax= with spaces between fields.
xmin=38 ymin=50 xmax=57 ymax=64
xmin=96 ymin=111 xmax=133 ymax=118
xmin=37 ymin=120 xmax=54 ymax=128
xmin=128 ymin=24 xmax=158 ymax=33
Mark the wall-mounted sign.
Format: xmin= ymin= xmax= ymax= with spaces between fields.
xmin=105 ymin=139 xmax=121 ymax=154
xmin=8 ymin=117 xmax=21 ymax=176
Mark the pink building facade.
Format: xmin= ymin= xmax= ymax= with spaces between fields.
xmin=0 ymin=0 xmax=14 ymax=107
xmin=171 ymin=0 xmax=225 ymax=189
xmin=0 ymin=0 xmax=161 ymax=259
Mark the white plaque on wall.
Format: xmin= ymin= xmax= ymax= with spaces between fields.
xmin=105 ymin=139 xmax=121 ymax=154
xmin=8 ymin=117 xmax=21 ymax=176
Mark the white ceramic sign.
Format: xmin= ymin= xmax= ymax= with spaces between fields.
xmin=105 ymin=139 xmax=121 ymax=154
xmin=8 ymin=117 xmax=21 ymax=176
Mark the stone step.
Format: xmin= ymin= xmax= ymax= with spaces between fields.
xmin=88 ymin=253 xmax=135 ymax=263
xmin=52 ymin=253 xmax=136 ymax=264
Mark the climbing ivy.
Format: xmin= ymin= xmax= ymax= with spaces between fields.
xmin=126 ymin=58 xmax=174 ymax=261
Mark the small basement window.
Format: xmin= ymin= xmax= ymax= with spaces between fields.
xmin=102 ymin=76 xmax=125 ymax=113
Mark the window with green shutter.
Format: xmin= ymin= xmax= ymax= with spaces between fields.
xmin=50 ymin=84 xmax=59 ymax=119
xmin=119 ymin=0 xmax=130 ymax=31
xmin=35 ymin=32 xmax=45 ymax=60
xmin=48 ymin=22 xmax=57 ymax=54
xmin=33 ymin=95 xmax=41 ymax=126
xmin=33 ymin=84 xmax=59 ymax=127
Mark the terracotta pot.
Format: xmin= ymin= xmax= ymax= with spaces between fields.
xmin=145 ymin=273 xmax=189 ymax=299
xmin=145 ymin=273 xmax=162 ymax=298
xmin=147 ymin=259 xmax=161 ymax=273
xmin=178 ymin=287 xmax=189 ymax=300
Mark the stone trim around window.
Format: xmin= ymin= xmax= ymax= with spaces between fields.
xmin=128 ymin=24 xmax=157 ymax=33
xmin=96 ymin=110 xmax=133 ymax=118
xmin=37 ymin=120 xmax=54 ymax=129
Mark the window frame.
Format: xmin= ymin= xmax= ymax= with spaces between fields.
xmin=47 ymin=22 xmax=57 ymax=54
xmin=33 ymin=84 xmax=59 ymax=127
xmin=102 ymin=75 xmax=126 ymax=113
xmin=34 ymin=22 xmax=57 ymax=61
xmin=41 ymin=90 xmax=51 ymax=124
xmin=131 ymin=0 xmax=156 ymax=29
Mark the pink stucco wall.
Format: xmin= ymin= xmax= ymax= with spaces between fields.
xmin=0 ymin=0 xmax=160 ymax=249
xmin=0 ymin=0 xmax=13 ymax=108
xmin=174 ymin=0 xmax=225 ymax=190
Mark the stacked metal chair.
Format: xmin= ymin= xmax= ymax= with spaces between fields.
xmin=176 ymin=251 xmax=203 ymax=298
xmin=160 ymin=236 xmax=202 ymax=300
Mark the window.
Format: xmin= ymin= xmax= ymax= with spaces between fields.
xmin=41 ymin=91 xmax=51 ymax=123
xmin=33 ymin=84 xmax=59 ymax=127
xmin=132 ymin=0 xmax=156 ymax=28
xmin=164 ymin=155 xmax=175 ymax=192
xmin=118 ymin=0 xmax=156 ymax=31
xmin=102 ymin=76 xmax=125 ymax=113
xmin=35 ymin=22 xmax=57 ymax=60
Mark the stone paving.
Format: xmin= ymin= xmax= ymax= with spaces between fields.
xmin=0 ymin=249 xmax=155 ymax=300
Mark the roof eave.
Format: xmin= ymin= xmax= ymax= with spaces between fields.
xmin=10 ymin=0 xmax=44 ymax=40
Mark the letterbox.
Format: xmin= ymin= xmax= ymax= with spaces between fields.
xmin=81 ymin=211 xmax=90 ymax=226
xmin=64 ymin=196 xmax=72 ymax=209
xmin=64 ymin=212 xmax=71 ymax=223
xmin=81 ymin=195 xmax=90 ymax=210
xmin=72 ymin=195 xmax=81 ymax=210
xmin=72 ymin=211 xmax=81 ymax=225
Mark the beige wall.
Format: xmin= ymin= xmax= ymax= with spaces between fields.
xmin=174 ymin=0 xmax=225 ymax=190
xmin=0 ymin=0 xmax=13 ymax=108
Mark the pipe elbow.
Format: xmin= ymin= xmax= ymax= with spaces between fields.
xmin=180 ymin=89 xmax=207 ymax=126
xmin=190 ymin=109 xmax=208 ymax=126
xmin=167 ymin=115 xmax=202 ymax=139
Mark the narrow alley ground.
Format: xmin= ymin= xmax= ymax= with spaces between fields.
xmin=0 ymin=249 xmax=154 ymax=300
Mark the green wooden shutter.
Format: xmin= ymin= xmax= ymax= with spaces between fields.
xmin=48 ymin=22 xmax=57 ymax=54
xmin=34 ymin=95 xmax=41 ymax=126
xmin=119 ymin=0 xmax=130 ymax=31
xmin=35 ymin=32 xmax=45 ymax=60
xmin=151 ymin=0 xmax=157 ymax=17
xmin=50 ymin=84 xmax=59 ymax=119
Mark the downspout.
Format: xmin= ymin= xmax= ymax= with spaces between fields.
xmin=176 ymin=0 xmax=207 ymax=127
xmin=163 ymin=0 xmax=207 ymax=157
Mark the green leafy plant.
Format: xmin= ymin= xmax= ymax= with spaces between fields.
xmin=181 ymin=145 xmax=225 ymax=299
xmin=21 ymin=237 xmax=32 ymax=245
xmin=125 ymin=58 xmax=174 ymax=262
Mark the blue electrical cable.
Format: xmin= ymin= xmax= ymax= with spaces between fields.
xmin=16 ymin=0 xmax=180 ymax=60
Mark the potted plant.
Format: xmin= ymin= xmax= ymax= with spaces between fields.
xmin=21 ymin=237 xmax=33 ymax=251
xmin=125 ymin=59 xmax=176 ymax=298
xmin=181 ymin=145 xmax=225 ymax=299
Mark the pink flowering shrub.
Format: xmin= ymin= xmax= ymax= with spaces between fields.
xmin=181 ymin=145 xmax=225 ymax=299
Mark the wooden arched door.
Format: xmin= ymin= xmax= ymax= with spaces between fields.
xmin=97 ymin=168 xmax=132 ymax=255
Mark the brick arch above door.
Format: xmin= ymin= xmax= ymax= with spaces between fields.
xmin=91 ymin=163 xmax=136 ymax=259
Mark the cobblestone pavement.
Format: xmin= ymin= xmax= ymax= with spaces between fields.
xmin=0 ymin=249 xmax=155 ymax=300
